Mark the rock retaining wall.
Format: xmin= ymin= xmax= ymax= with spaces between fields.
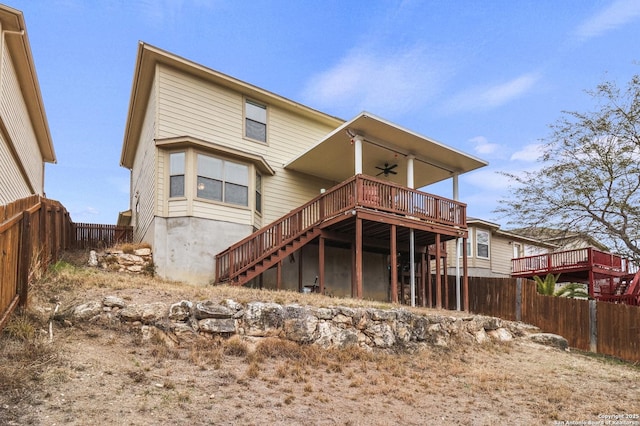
xmin=69 ymin=297 xmax=567 ymax=351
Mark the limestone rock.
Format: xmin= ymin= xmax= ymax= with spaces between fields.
xmin=88 ymin=250 xmax=98 ymax=267
xmin=194 ymin=301 xmax=234 ymax=319
xmin=72 ymin=301 xmax=103 ymax=320
xmin=103 ymin=296 xmax=126 ymax=309
xmin=134 ymin=248 xmax=152 ymax=256
xmin=363 ymin=322 xmax=396 ymax=348
xmin=242 ymin=302 xmax=284 ymax=337
xmin=528 ymin=333 xmax=569 ymax=350
xmin=169 ymin=300 xmax=193 ymax=321
xmin=199 ymin=318 xmax=236 ymax=334
xmin=487 ymin=327 xmax=513 ymax=342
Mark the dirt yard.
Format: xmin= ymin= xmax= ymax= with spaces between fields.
xmin=1 ymin=255 xmax=639 ymax=425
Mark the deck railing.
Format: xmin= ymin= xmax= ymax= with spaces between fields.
xmin=512 ymin=247 xmax=636 ymax=277
xmin=215 ymin=174 xmax=466 ymax=283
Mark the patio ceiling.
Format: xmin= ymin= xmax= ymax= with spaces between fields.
xmin=285 ymin=112 xmax=487 ymax=188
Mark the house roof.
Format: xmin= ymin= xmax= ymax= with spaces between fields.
xmin=467 ymin=217 xmax=558 ymax=249
xmin=120 ymin=42 xmax=344 ymax=169
xmin=507 ymin=227 xmax=608 ymax=251
xmin=0 ymin=5 xmax=55 ymax=163
xmin=285 ymin=112 xmax=488 ymax=187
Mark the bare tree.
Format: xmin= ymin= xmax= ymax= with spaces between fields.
xmin=497 ymin=74 xmax=640 ymax=262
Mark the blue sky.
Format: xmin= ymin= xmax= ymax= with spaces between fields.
xmin=11 ymin=0 xmax=640 ymax=225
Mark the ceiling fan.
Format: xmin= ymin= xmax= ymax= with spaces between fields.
xmin=376 ymin=163 xmax=398 ymax=177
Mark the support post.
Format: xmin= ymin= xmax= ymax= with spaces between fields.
xmin=319 ymin=236 xmax=325 ymax=295
xmin=463 ymin=236 xmax=469 ymax=311
xmin=456 ymin=237 xmax=462 ymax=311
xmin=410 ymin=229 xmax=415 ymax=307
xmin=390 ymin=224 xmax=398 ymax=303
xmin=354 ymin=136 xmax=363 ymax=175
xmin=516 ymin=278 xmax=522 ymax=322
xmin=18 ymin=211 xmax=32 ymax=307
xmin=355 ymin=216 xmax=363 ymax=299
xmin=276 ymin=261 xmax=282 ymax=290
xmin=589 ymin=299 xmax=597 ymax=353
xmin=420 ymin=253 xmax=427 ymax=307
xmin=435 ymin=234 xmax=442 ymax=309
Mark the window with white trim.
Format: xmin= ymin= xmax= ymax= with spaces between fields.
xmin=196 ymin=154 xmax=249 ymax=206
xmin=476 ymin=229 xmax=490 ymax=259
xmin=169 ymin=152 xmax=185 ymax=198
xmin=245 ymin=99 xmax=267 ymax=142
xmin=255 ymin=172 xmax=262 ymax=214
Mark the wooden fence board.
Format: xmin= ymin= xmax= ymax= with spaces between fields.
xmin=597 ymin=302 xmax=640 ymax=363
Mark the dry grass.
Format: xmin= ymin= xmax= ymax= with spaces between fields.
xmin=1 ymin=250 xmax=639 ymax=425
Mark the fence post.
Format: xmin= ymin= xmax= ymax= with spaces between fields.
xmin=589 ymin=299 xmax=597 ymax=353
xmin=516 ymin=278 xmax=522 ymax=322
xmin=17 ymin=211 xmax=32 ymax=307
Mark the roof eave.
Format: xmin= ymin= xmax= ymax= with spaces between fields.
xmin=0 ymin=5 xmax=56 ymax=163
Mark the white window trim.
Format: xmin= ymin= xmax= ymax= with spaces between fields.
xmin=243 ymin=98 xmax=268 ymax=144
xmin=476 ymin=229 xmax=490 ymax=259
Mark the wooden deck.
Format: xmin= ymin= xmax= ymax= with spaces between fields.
xmin=215 ymin=174 xmax=468 ymax=306
xmin=511 ymin=247 xmax=640 ymax=304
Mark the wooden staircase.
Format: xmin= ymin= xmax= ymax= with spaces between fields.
xmin=229 ymin=228 xmax=321 ymax=286
xmin=601 ymin=270 xmax=640 ymax=305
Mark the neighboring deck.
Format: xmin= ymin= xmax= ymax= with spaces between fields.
xmin=511 ymin=247 xmax=640 ymax=304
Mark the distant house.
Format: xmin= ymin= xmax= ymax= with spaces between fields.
xmin=446 ymin=218 xmax=557 ymax=278
xmin=0 ymin=5 xmax=55 ymax=204
xmin=120 ymin=42 xmax=487 ymax=305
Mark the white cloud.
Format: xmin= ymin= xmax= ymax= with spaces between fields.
xmin=510 ymin=144 xmax=544 ymax=162
xmin=574 ymin=0 xmax=640 ymax=41
xmin=303 ymin=45 xmax=449 ymax=116
xmin=461 ymin=169 xmax=512 ymax=191
xmin=443 ymin=72 xmax=541 ymax=113
xmin=469 ymin=136 xmax=499 ymax=155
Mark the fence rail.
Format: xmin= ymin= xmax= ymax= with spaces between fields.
xmin=0 ymin=196 xmax=133 ymax=332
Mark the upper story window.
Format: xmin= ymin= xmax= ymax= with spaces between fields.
xmin=169 ymin=152 xmax=185 ymax=198
xmin=197 ymin=154 xmax=249 ymax=206
xmin=245 ymin=99 xmax=267 ymax=142
xmin=476 ymin=229 xmax=490 ymax=259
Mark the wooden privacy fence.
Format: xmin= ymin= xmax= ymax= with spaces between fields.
xmin=0 ymin=195 xmax=73 ymax=331
xmin=73 ymin=223 xmax=133 ymax=249
xmin=465 ymin=276 xmax=640 ymax=363
xmin=0 ymin=196 xmax=133 ymax=332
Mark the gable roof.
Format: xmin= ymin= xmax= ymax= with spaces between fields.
xmin=0 ymin=5 xmax=55 ymax=163
xmin=120 ymin=42 xmax=343 ymax=169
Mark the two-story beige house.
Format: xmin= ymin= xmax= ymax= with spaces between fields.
xmin=0 ymin=5 xmax=55 ymax=205
xmin=446 ymin=218 xmax=557 ymax=278
xmin=120 ymin=42 xmax=487 ymax=305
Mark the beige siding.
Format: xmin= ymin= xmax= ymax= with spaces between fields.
xmin=131 ymin=76 xmax=158 ymax=242
xmin=155 ymin=65 xmax=337 ymax=227
xmin=0 ymin=39 xmax=43 ymax=199
xmin=167 ymin=199 xmax=188 ymax=216
xmin=491 ymin=236 xmax=514 ymax=275
xmin=192 ymin=200 xmax=252 ymax=225
xmin=157 ymin=67 xmax=242 ymax=145
xmin=0 ymin=128 xmax=31 ymax=204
